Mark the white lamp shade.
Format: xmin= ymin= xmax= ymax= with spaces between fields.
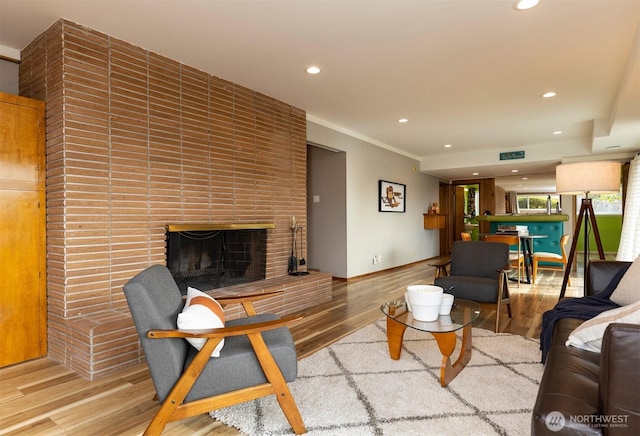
xmin=555 ymin=161 xmax=621 ymax=194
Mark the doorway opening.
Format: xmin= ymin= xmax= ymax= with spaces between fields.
xmin=456 ymin=184 xmax=480 ymax=240
xmin=439 ymin=178 xmax=496 ymax=255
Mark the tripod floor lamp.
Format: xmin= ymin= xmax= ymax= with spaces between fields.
xmin=556 ymin=161 xmax=621 ymax=299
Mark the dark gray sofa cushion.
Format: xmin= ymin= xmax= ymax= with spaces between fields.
xmin=124 ymin=264 xmax=189 ymax=403
xmin=184 ymin=314 xmax=297 ymax=402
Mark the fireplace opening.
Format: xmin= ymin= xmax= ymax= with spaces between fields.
xmin=166 ymin=224 xmax=269 ymax=294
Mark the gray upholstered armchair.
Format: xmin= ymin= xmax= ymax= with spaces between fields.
xmin=434 ymin=241 xmax=512 ymax=332
xmin=123 ymin=264 xmax=306 ymax=435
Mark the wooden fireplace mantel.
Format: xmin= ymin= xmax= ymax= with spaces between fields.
xmin=166 ymin=223 xmax=276 ymax=232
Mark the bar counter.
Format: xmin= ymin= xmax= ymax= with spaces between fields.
xmin=476 ymin=214 xmax=568 ymax=256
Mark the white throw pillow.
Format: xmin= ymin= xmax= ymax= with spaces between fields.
xmin=177 ymin=287 xmax=225 ymax=357
xmin=566 ymin=300 xmax=640 ymax=353
xmin=609 ymin=256 xmax=640 ymax=306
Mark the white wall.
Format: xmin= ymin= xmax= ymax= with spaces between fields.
xmin=0 ymin=59 xmax=19 ymax=95
xmin=307 ymin=121 xmax=441 ymax=278
xmin=307 ymin=145 xmax=348 ymax=277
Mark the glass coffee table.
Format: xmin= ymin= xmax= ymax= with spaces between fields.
xmin=380 ymin=298 xmax=480 ymax=387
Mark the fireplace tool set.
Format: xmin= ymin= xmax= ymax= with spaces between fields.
xmin=288 ymin=217 xmax=309 ymax=276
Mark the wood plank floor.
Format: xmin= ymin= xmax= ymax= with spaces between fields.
xmin=0 ymin=260 xmax=583 ymax=435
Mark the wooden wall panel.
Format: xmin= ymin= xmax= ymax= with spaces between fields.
xmin=0 ymin=92 xmax=46 ymax=367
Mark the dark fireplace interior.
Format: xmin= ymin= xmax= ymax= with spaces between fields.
xmin=166 ymin=227 xmax=267 ymax=294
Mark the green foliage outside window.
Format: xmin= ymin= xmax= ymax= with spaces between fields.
xmin=517 ymin=191 xmax=622 ymax=215
xmin=577 ymin=193 xmax=622 ymax=215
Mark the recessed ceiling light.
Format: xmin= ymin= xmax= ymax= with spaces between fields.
xmin=472 ymin=172 xmax=479 ymax=176
xmin=542 ymin=91 xmax=557 ymax=98
xmin=306 ymin=66 xmax=321 ymax=75
xmin=444 ymin=144 xmax=452 ymax=148
xmin=552 ymin=130 xmax=563 ymax=135
xmin=514 ymin=0 xmax=540 ymax=11
xmin=522 ymin=177 xmax=529 ymax=180
xmin=511 ymin=169 xmax=519 ymax=173
xmin=398 ymin=118 xmax=408 ymax=123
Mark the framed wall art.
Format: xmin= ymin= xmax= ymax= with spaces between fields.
xmin=379 ymin=180 xmax=406 ymax=213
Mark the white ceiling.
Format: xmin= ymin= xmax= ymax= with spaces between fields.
xmin=1 ymin=0 xmax=639 ymax=192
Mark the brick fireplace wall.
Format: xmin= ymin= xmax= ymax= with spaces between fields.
xmin=19 ymin=19 xmax=331 ymax=379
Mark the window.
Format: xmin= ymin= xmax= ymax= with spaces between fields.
xmin=577 ymin=191 xmax=623 ymax=215
xmin=517 ymin=194 xmax=561 ymax=214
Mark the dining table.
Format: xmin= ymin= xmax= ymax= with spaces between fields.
xmin=480 ymin=233 xmax=548 ymax=284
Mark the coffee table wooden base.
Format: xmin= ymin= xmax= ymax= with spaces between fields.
xmin=385 ymin=317 xmax=473 ymax=387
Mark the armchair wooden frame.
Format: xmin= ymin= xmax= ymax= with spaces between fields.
xmin=142 ymin=291 xmax=306 ymax=435
xmin=494 ymin=264 xmax=513 ymax=333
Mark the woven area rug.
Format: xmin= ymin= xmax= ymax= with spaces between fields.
xmin=210 ymin=319 xmax=543 ymax=435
